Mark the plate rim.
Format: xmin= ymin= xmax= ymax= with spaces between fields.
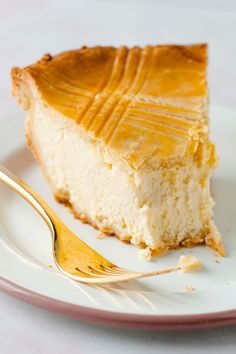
xmin=1 ymin=275 xmax=236 ymax=330
xmin=1 ymin=106 xmax=236 ymax=330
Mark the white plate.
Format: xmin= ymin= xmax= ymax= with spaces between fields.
xmin=0 ymin=105 xmax=236 ymax=330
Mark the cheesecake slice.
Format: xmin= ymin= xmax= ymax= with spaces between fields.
xmin=11 ymin=44 xmax=224 ymax=257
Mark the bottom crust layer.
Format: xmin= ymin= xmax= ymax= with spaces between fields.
xmin=55 ymin=193 xmax=224 ymax=257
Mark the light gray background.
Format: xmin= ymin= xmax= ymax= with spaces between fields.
xmin=1 ymin=0 xmax=236 ymax=353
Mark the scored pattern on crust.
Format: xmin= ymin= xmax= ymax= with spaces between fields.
xmin=12 ymin=44 xmax=208 ymax=167
xmin=99 ymin=46 xmax=153 ymax=143
xmin=78 ymin=46 xmax=129 ymax=129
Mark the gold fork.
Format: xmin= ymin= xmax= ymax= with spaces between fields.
xmin=0 ymin=164 xmax=182 ymax=283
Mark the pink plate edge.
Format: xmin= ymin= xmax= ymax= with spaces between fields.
xmin=1 ymin=276 xmax=236 ymax=331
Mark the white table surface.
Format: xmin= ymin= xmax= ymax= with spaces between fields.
xmin=1 ymin=0 xmax=236 ymax=353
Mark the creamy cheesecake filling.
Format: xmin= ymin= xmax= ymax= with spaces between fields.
xmin=26 ymin=100 xmax=222 ymax=254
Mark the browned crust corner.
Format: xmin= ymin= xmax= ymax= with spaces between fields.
xmin=11 ymin=67 xmax=22 ymax=95
xmin=206 ymin=236 xmax=225 ymax=257
xmin=11 ymin=67 xmax=31 ymax=111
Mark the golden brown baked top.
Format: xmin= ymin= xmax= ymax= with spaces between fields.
xmin=12 ymin=44 xmax=208 ymax=167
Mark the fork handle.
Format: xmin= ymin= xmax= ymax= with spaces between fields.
xmin=0 ymin=164 xmax=58 ymax=235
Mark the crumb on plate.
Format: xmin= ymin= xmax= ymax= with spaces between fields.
xmin=139 ymin=248 xmax=152 ymax=261
xmin=96 ymin=232 xmax=106 ymax=240
xmin=184 ymin=285 xmax=195 ymax=292
xmin=178 ymin=255 xmax=203 ymax=273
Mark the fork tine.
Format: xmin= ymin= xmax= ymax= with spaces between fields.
xmin=99 ymin=265 xmax=128 ymax=275
xmin=73 ymin=267 xmax=99 ymax=278
xmin=60 ymin=264 xmax=182 ymax=283
xmin=74 ymin=266 xmax=122 ymax=278
xmin=111 ymin=266 xmax=129 ymax=273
